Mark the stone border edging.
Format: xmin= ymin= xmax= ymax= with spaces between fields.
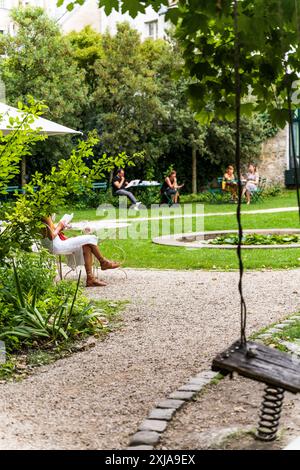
xmin=255 ymin=313 xmax=300 ymax=451
xmin=153 ymin=228 xmax=300 ymax=250
xmin=284 ymin=436 xmax=300 ymax=450
xmin=255 ymin=313 xmax=300 ymax=354
xmin=126 ymin=370 xmax=219 ymax=450
xmin=127 ymin=313 xmax=300 ymax=450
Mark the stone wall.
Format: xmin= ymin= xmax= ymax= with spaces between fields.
xmin=258 ymin=126 xmax=288 ymax=186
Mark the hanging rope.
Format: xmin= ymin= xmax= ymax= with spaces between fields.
xmin=233 ymin=0 xmax=247 ymax=346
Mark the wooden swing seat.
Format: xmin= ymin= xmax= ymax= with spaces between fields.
xmin=212 ymin=340 xmax=300 ymax=394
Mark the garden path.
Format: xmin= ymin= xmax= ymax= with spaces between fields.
xmin=0 ymin=268 xmax=300 ymax=449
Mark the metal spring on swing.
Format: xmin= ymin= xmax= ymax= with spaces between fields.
xmin=256 ymin=386 xmax=285 ymax=441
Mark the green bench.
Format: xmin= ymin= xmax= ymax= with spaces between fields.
xmin=0 ymin=186 xmax=23 ymax=200
xmin=208 ymin=176 xmax=266 ymax=203
xmin=0 ymin=182 xmax=108 ymax=202
xmin=6 ymin=186 xmax=22 ymax=193
xmin=207 ymin=177 xmax=224 ymax=199
xmin=92 ymin=182 xmax=108 ymax=191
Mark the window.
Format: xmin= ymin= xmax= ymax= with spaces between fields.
xmin=0 ymin=30 xmax=4 ymax=35
xmin=0 ymin=0 xmax=5 ymax=8
xmin=146 ymin=20 xmax=158 ymax=39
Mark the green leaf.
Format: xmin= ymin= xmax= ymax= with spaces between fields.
xmin=98 ymin=0 xmax=119 ymax=15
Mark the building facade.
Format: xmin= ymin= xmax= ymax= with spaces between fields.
xmin=0 ymin=0 xmax=18 ymax=36
xmin=56 ymin=0 xmax=168 ymax=40
xmin=1 ymin=0 xmax=168 ymax=39
xmin=0 ymin=0 xmax=60 ymax=35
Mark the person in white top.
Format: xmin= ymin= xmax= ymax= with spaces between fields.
xmin=42 ymin=215 xmax=120 ymax=287
xmin=242 ymin=164 xmax=259 ymax=204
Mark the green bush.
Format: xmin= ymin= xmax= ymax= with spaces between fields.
xmin=67 ymin=189 xmax=111 ymax=209
xmin=0 ymin=249 xmax=56 ymax=301
xmin=134 ymin=187 xmax=161 ymax=206
xmin=0 ymin=265 xmax=109 ymax=351
xmin=180 ymin=191 xmax=232 ymax=204
xmin=263 ymin=184 xmax=283 ymax=197
xmin=209 ymin=233 xmax=300 ymax=245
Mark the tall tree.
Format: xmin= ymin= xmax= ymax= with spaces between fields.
xmin=66 ymin=26 xmax=103 ymax=93
xmin=89 ymin=23 xmax=165 ymax=159
xmin=0 ymin=6 xmax=88 ymax=176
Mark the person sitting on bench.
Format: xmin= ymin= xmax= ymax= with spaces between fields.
xmin=161 ymin=170 xmax=184 ymax=204
xmin=112 ymin=168 xmax=141 ymax=209
xmin=242 ymin=164 xmax=259 ymax=205
xmin=223 ymin=165 xmax=238 ymax=201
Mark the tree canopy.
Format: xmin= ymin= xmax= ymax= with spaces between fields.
xmin=57 ymin=0 xmax=168 ymax=17
xmin=58 ymin=0 xmax=300 ymax=128
xmin=0 ymin=7 xmax=88 ymax=175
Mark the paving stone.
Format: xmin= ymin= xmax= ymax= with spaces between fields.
xmin=148 ymin=408 xmax=175 ymax=421
xmin=195 ymin=371 xmax=218 ymax=380
xmin=129 ymin=431 xmax=161 ymax=446
xmin=268 ymin=328 xmax=281 ymax=334
xmin=157 ymin=399 xmax=184 ymax=410
xmin=169 ymin=391 xmax=195 ymax=400
xmin=138 ymin=419 xmax=167 ymax=433
xmin=178 ymin=383 xmax=204 ymax=392
xmin=189 ymin=377 xmax=210 ymax=386
xmin=257 ymin=333 xmax=272 ymax=339
xmin=273 ymin=324 xmax=288 ymax=329
xmin=127 ymin=446 xmax=154 ymax=450
xmin=280 ymin=340 xmax=300 ymax=355
xmin=0 ymin=341 xmax=6 ymax=365
xmin=284 ymin=436 xmax=300 ymax=450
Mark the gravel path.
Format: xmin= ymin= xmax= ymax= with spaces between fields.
xmin=0 ymin=268 xmax=300 ymax=450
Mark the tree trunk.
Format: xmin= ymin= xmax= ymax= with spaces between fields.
xmin=21 ymin=156 xmax=26 ymax=187
xmin=192 ymin=145 xmax=197 ymax=194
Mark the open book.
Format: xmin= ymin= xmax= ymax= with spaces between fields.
xmin=125 ymin=179 xmax=140 ymax=189
xmin=59 ymin=213 xmax=73 ymax=225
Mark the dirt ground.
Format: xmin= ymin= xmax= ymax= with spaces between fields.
xmin=159 ymin=374 xmax=300 ymax=450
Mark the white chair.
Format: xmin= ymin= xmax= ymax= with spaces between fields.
xmin=39 ymin=237 xmax=79 ymax=280
xmin=57 ymin=252 xmax=78 ymax=280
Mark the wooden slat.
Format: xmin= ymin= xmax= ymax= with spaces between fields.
xmin=212 ymin=340 xmax=300 ymax=394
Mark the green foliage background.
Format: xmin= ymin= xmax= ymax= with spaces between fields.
xmin=0 ymin=5 xmax=276 ymax=192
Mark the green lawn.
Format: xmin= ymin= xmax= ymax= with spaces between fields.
xmin=59 ymin=190 xmax=298 ymax=222
xmin=61 ymin=190 xmax=300 ymax=270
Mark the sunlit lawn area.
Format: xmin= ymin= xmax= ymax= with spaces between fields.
xmin=61 ymin=190 xmax=300 ymax=270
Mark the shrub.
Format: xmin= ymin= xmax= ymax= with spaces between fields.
xmin=0 ymin=249 xmax=56 ymax=301
xmin=0 ymin=267 xmax=109 ymax=351
xmin=263 ymin=184 xmax=283 ymax=197
xmin=209 ymin=233 xmax=300 ymax=245
xmin=180 ymin=191 xmax=232 ymax=204
xmin=67 ymin=189 xmax=110 ymax=209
